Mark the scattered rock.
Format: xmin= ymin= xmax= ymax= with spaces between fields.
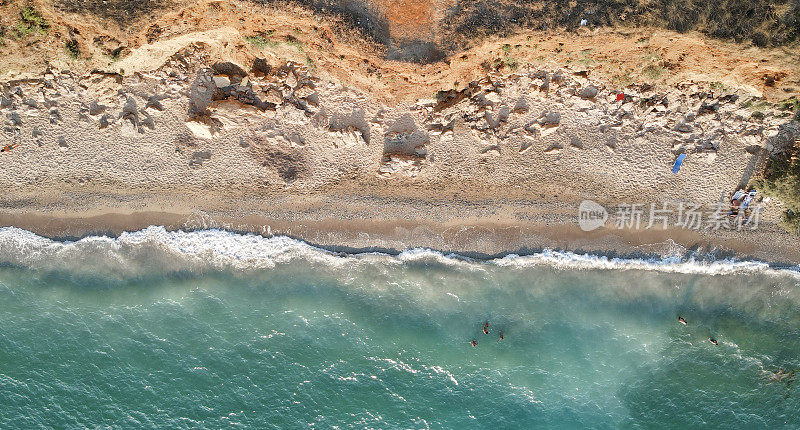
xmin=145 ymin=96 xmax=165 ymax=112
xmin=329 ymin=125 xmax=367 ymax=146
xmin=99 ymin=114 xmax=113 ymax=129
xmin=251 ymin=58 xmax=272 ymax=77
xmin=544 ymin=143 xmax=563 ymax=153
xmin=189 ymin=150 xmax=211 ymax=166
xmin=294 ymin=84 xmax=316 ymax=99
xmin=212 ymin=75 xmax=232 ymax=89
xmin=675 ymin=122 xmax=693 ymax=133
xmin=89 ymin=101 xmax=107 ymax=117
xmin=49 ymin=109 xmax=62 ymax=124
xmin=519 ymin=136 xmax=535 ymax=153
xmin=186 ymin=116 xmax=223 ymax=139
xmin=427 ymin=119 xmax=455 ymax=136
xmin=765 ymin=121 xmax=800 ymax=155
xmin=6 ymin=111 xmax=21 ymax=126
xmin=484 ymin=91 xmax=501 ymax=105
xmin=378 ymin=154 xmax=425 ymax=179
xmin=211 ymin=62 xmax=248 ymax=84
xmin=745 ymin=145 xmax=762 ymax=155
xmin=264 ymin=88 xmax=283 ymax=105
xmin=579 ymin=85 xmax=599 ymax=99
xmin=539 ymin=111 xmax=561 ymax=126
xmin=512 ymin=98 xmax=529 ymax=113
xmin=698 ymin=102 xmax=719 ymax=115
xmin=285 ymin=70 xmax=298 ymax=89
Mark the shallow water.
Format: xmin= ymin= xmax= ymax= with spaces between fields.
xmin=0 ymin=227 xmax=799 ymax=428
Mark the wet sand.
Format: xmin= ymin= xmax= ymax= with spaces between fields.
xmin=3 ymin=193 xmax=799 ymax=264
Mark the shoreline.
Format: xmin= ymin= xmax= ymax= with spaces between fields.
xmin=3 ymin=204 xmax=799 ymax=266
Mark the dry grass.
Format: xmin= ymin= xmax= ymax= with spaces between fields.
xmin=439 ymin=0 xmax=800 ymax=51
xmin=56 ymin=0 xmax=169 ymax=25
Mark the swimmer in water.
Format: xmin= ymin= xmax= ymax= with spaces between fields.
xmin=761 ymin=369 xmax=798 ymax=390
xmin=709 ymin=337 xmax=718 ymax=345
xmin=678 ymin=316 xmax=687 ymax=325
xmin=483 ymin=326 xmax=489 ymax=335
xmin=498 ymin=332 xmax=504 ymax=342
xmin=471 ymin=340 xmax=477 ymax=347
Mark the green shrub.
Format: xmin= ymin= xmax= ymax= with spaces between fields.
xmin=245 ymin=32 xmax=278 ymax=48
xmin=776 ymin=97 xmax=800 ymax=113
xmin=65 ymin=39 xmax=80 ymax=59
xmin=505 ymin=56 xmax=519 ymax=71
xmin=642 ymin=64 xmax=665 ymax=80
xmin=16 ymin=7 xmax=49 ymax=37
xmin=754 ymin=139 xmax=800 ymax=235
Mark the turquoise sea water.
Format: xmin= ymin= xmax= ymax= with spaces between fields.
xmin=1 ymin=227 xmax=799 ymax=428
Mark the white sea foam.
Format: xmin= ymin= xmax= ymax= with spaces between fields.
xmin=0 ymin=226 xmax=798 ymax=278
xmin=492 ymin=250 xmax=799 ymax=277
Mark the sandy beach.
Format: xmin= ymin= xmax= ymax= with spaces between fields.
xmin=1 ymin=0 xmax=799 ymax=263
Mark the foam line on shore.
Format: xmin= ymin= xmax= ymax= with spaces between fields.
xmin=0 ymin=226 xmax=798 ymax=277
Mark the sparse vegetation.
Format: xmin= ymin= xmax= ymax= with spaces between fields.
xmin=247 ymin=32 xmax=315 ymax=71
xmin=285 ymin=35 xmax=304 ymax=49
xmin=15 ymin=7 xmax=49 ymax=37
xmin=250 ymin=0 xmax=390 ymax=52
xmin=65 ymin=39 xmax=80 ymax=59
xmin=776 ymin=97 xmax=800 ymax=114
xmin=56 ymin=0 xmax=167 ymax=26
xmin=439 ymin=0 xmax=800 ymax=53
xmin=304 ymin=53 xmax=315 ymax=71
xmin=578 ymin=49 xmax=594 ymax=66
xmin=246 ymin=31 xmax=278 ymax=49
xmin=755 ymin=140 xmax=800 ymax=235
xmin=612 ymin=72 xmax=634 ymax=87
xmin=642 ymin=64 xmax=665 ymax=80
xmin=505 ymin=56 xmax=519 ymax=71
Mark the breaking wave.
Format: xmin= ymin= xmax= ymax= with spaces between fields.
xmin=0 ymin=226 xmax=797 ymax=278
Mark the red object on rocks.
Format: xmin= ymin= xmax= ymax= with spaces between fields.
xmin=616 ymin=93 xmax=624 ymax=101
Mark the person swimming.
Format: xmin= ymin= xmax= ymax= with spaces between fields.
xmin=482 ymin=322 xmax=489 ymax=335
xmin=762 ymin=368 xmax=797 ymax=385
xmin=678 ymin=316 xmax=687 ymax=325
xmin=498 ymin=331 xmax=504 ymax=342
xmin=709 ymin=337 xmax=719 ymax=345
xmin=471 ymin=340 xmax=478 ymax=347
